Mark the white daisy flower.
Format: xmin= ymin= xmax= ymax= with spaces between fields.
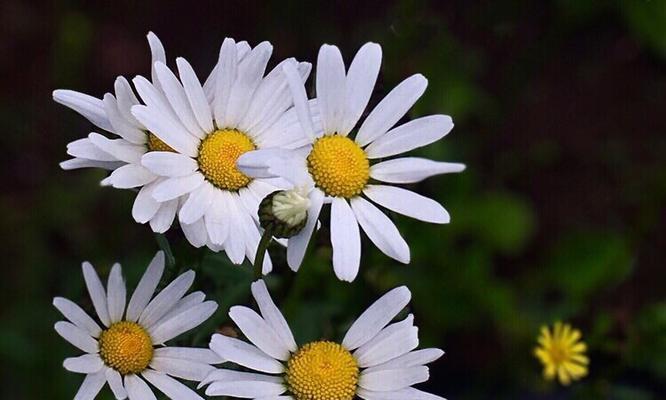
xmin=238 ymin=43 xmax=466 ymax=281
xmin=132 ymin=38 xmax=311 ymax=273
xmin=203 ymin=280 xmax=445 ymax=400
xmin=54 ymin=251 xmax=221 ymax=400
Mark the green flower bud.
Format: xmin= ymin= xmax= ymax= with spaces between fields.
xmin=259 ymin=189 xmax=310 ymax=238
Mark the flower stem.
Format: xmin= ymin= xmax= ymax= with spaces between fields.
xmin=253 ymin=229 xmax=273 ymax=280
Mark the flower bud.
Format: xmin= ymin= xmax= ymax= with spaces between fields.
xmin=259 ymin=189 xmax=310 ymax=238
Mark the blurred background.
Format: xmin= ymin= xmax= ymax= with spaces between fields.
xmin=1 ymin=0 xmax=665 ymax=398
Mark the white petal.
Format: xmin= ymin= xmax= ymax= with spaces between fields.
xmin=213 ymin=38 xmax=238 ymax=126
xmin=74 ymin=371 xmax=107 ymax=400
xmin=82 ymin=261 xmax=110 ymax=327
xmin=53 ymin=89 xmax=113 ymax=132
xmin=159 ymin=291 xmax=206 ymax=322
xmin=60 ymin=158 xmax=124 ymax=171
xmin=132 ymin=182 xmax=161 ymax=224
xmin=250 ymin=280 xmax=297 ymax=352
xmin=131 ymin=104 xmax=199 ymax=158
xmin=228 ymin=306 xmax=290 ymax=361
xmin=139 ymin=270 xmax=195 ymax=328
xmin=225 ymin=41 xmax=273 ymax=128
xmin=181 ymin=218 xmax=208 ymax=248
xmin=177 ymin=57 xmax=214 ymax=133
xmin=155 ymin=61 xmax=206 ymax=138
xmin=103 ymin=164 xmax=155 ymax=189
xmin=342 ymin=286 xmax=411 ymax=350
xmin=342 ymin=42 xmax=382 ymax=134
xmin=316 ymin=44 xmax=346 ymax=134
xmin=282 ymin=62 xmax=315 ymax=140
xmin=106 ymin=263 xmax=126 ymax=323
xmin=358 ymin=366 xmax=429 ymax=392
xmin=357 ymin=387 xmax=445 ymax=400
xmin=147 ymin=31 xmax=167 ymax=86
xmin=330 ymin=198 xmax=361 ymax=282
xmin=287 ymin=189 xmax=324 ymax=271
xmin=131 ymin=75 xmax=179 ymax=122
xmin=142 ymin=151 xmax=198 ymax=177
xmin=354 ymin=315 xmax=418 ymax=368
xmin=370 ymin=158 xmax=466 ymax=184
xmin=150 ymin=356 xmax=216 ymax=381
xmin=88 ymin=132 xmax=144 ymax=164
xmin=370 ymin=157 xmax=465 ymax=183
xmin=363 ymin=185 xmax=449 ymax=224
xmin=53 ymin=297 xmax=102 ymax=337
xmin=179 ymin=184 xmax=216 ymax=224
xmin=142 ymin=370 xmax=203 ymax=400
xmin=67 ymin=137 xmax=117 ymax=162
xmin=126 ymin=251 xmax=165 ymax=322
xmin=350 ymin=197 xmax=410 ymax=263
xmin=204 ymin=190 xmax=231 ymax=247
xmin=149 ymin=198 xmax=178 ymax=233
xmin=149 ymin=301 xmax=218 ymax=344
xmin=102 ymin=93 xmax=146 ymax=145
xmin=63 ymin=354 xmax=104 ymax=374
xmin=366 ymin=348 xmax=444 ymax=372
xmin=199 ymin=370 xmax=282 ymax=390
xmin=113 ymin=76 xmax=142 ymax=130
xmin=152 ymin=174 xmax=204 ymax=202
xmin=124 ymin=374 xmax=156 ymax=400
xmin=221 ymin=194 xmax=248 ymax=264
xmin=365 ymin=115 xmax=454 ymax=159
xmin=106 ymin=367 xmax=128 ymax=399
xmin=206 ymin=379 xmax=286 ymax=398
xmin=356 ymin=74 xmax=428 ymax=146
xmin=154 ymin=347 xmax=223 ymax=364
xmin=54 ymin=321 xmax=98 ymax=353
xmin=209 ymin=334 xmax=284 ymax=374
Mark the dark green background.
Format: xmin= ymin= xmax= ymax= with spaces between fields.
xmin=1 ymin=0 xmax=665 ymax=398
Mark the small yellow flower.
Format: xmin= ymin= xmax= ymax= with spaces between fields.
xmin=534 ymin=321 xmax=589 ymax=385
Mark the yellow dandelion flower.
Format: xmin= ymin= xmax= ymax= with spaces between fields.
xmin=534 ymin=321 xmax=589 ymax=385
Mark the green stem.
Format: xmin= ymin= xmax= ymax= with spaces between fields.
xmin=253 ymin=229 xmax=273 ymax=280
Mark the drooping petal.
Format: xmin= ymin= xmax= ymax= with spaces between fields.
xmin=330 ymin=198 xmax=361 ymax=282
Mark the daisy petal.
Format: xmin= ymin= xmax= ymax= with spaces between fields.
xmin=126 ymin=251 xmax=165 ymax=322
xmin=287 ymin=189 xmax=324 ymax=271
xmin=53 ymin=297 xmax=102 ymax=338
xmin=358 ymin=366 xmax=429 ymax=392
xmin=365 ymin=115 xmax=454 ymax=159
xmin=204 ymin=190 xmax=231 ymax=247
xmin=213 ymin=38 xmax=238 ymax=126
xmin=316 ymin=44 xmax=346 ymax=134
xmin=177 ymin=57 xmax=214 ymax=133
xmin=88 ymin=132 xmax=144 ymax=164
xmin=142 ymin=370 xmax=203 ymax=400
xmin=102 ymin=94 xmax=146 ymax=145
xmin=152 ymin=174 xmax=205 ymax=202
xmin=351 ymin=197 xmax=410 ymax=263
xmin=199 ymin=369 xmax=283 ymax=388
xmin=54 ymin=321 xmax=99 ymax=354
xmin=355 ymin=315 xmax=419 ymax=368
xmin=74 ymin=371 xmax=107 ymax=400
xmin=209 ymin=333 xmax=285 ymax=374
xmin=363 ymin=185 xmax=449 ymax=224
xmin=147 ymin=31 xmax=166 ymax=86
xmin=160 ymin=291 xmax=206 ymax=322
xmin=251 ymin=280 xmax=297 ymax=352
xmin=357 ymin=387 xmax=445 ymax=400
xmin=139 ymin=270 xmax=195 ymax=328
xmin=149 ymin=300 xmax=218 ymax=344
xmin=228 ymin=306 xmax=291 ymax=361
xmin=106 ymin=263 xmax=126 ymax=323
xmin=66 ymin=138 xmax=117 ymax=161
xmin=206 ymin=380 xmax=286 ymax=398
xmin=356 ymin=74 xmax=428 ymax=147
xmin=282 ymin=62 xmax=315 ymax=140
xmin=149 ymin=198 xmax=178 ymax=233
xmin=63 ymin=354 xmax=104 ymax=374
xmin=53 ymin=89 xmax=113 ymax=132
xmin=124 ymin=374 xmax=156 ymax=400
xmin=102 ymin=164 xmax=155 ymax=189
xmin=155 ymin=61 xmax=206 ymax=138
xmin=179 ymin=184 xmax=216 ymax=224
xmin=153 ymin=347 xmax=223 ymax=364
xmin=330 ymin=198 xmax=361 ymax=282
xmin=132 ymin=182 xmax=161 ymax=224
xmin=60 ymin=158 xmax=124 ymax=171
xmin=82 ymin=261 xmax=110 ymax=327
xmin=141 ymin=151 xmax=199 ymax=178
xmin=181 ymin=219 xmax=208 ymax=248
xmin=113 ymin=76 xmax=142 ymax=130
xmin=131 ymin=104 xmax=199 ymax=158
xmin=366 ymin=348 xmax=444 ymax=372
xmin=150 ymin=356 xmax=216 ymax=381
xmin=342 ymin=286 xmax=411 ymax=350
xmin=106 ymin=367 xmax=128 ymax=399
xmin=370 ymin=158 xmax=466 ymax=184
xmin=342 ymin=42 xmax=382 ymax=134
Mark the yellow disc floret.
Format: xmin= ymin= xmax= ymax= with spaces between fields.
xmin=534 ymin=321 xmax=589 ymax=385
xmin=197 ymin=129 xmax=256 ymax=190
xmin=98 ymin=321 xmax=153 ymax=375
xmin=286 ymin=341 xmax=359 ymax=400
xmin=146 ymin=132 xmax=175 ymax=152
xmin=307 ymin=135 xmax=369 ymax=198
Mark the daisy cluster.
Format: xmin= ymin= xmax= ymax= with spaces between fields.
xmin=53 ymin=32 xmax=465 ymax=399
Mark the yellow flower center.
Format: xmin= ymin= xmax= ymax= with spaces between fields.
xmin=307 ymin=135 xmax=369 ymax=198
xmin=146 ymin=132 xmax=175 ymax=152
xmin=98 ymin=321 xmax=153 ymax=375
xmin=286 ymin=341 xmax=359 ymax=400
xmin=197 ymin=129 xmax=256 ymax=191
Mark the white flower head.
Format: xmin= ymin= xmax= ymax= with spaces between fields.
xmin=132 ymin=38 xmax=312 ymax=273
xmin=54 ymin=251 xmax=221 ymax=400
xmin=203 ymin=280 xmax=445 ymax=400
xmin=238 ymin=43 xmax=466 ymax=281
xmin=54 ymin=32 xmax=188 ymax=234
